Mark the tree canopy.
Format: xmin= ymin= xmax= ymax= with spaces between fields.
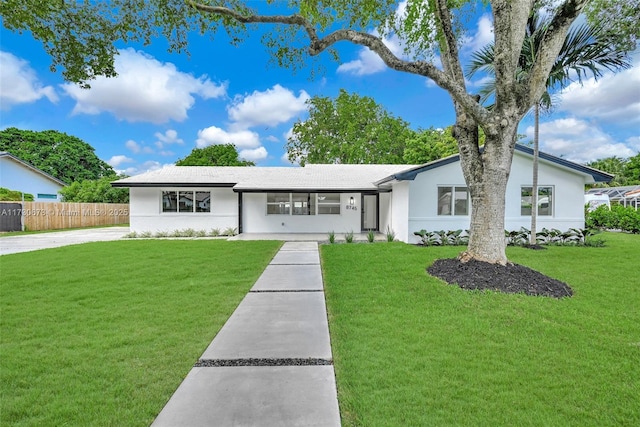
xmin=2 ymin=0 xmax=635 ymax=265
xmin=175 ymin=144 xmax=255 ymax=166
xmin=287 ymin=89 xmax=414 ymax=165
xmin=403 ymin=127 xmax=461 ymax=164
xmin=587 ymin=154 xmax=640 ymax=186
xmin=59 ymin=176 xmax=129 ymax=203
xmin=0 ymin=128 xmax=115 ymax=184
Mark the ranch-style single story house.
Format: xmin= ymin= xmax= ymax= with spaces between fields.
xmin=112 ymin=145 xmax=612 ymax=243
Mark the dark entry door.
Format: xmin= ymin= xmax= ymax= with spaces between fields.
xmin=361 ymin=194 xmax=378 ymax=231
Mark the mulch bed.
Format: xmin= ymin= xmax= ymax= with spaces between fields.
xmin=428 ymin=258 xmax=573 ymax=298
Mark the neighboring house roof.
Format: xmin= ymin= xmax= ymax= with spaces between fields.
xmin=377 ymin=144 xmax=614 ymax=184
xmin=0 ymin=152 xmax=67 ymax=187
xmin=112 ymin=144 xmax=613 ymax=191
xmin=112 ymin=164 xmax=417 ymax=192
xmin=586 ymin=184 xmax=640 ymax=201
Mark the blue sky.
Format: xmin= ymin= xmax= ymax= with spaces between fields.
xmin=1 ymin=3 xmax=638 ymax=176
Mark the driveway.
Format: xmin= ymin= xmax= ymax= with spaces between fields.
xmin=0 ymin=227 xmax=130 ymax=256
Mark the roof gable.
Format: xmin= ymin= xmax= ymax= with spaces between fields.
xmin=0 ymin=152 xmax=67 ymax=187
xmin=377 ymin=144 xmax=614 ymax=184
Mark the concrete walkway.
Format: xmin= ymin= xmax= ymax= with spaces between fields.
xmin=152 ymin=241 xmax=341 ymax=427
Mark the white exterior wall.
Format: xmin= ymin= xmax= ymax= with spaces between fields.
xmin=128 ymin=187 xmax=238 ymax=233
xmin=0 ymin=157 xmax=64 ymax=202
xmin=505 ymin=154 xmax=586 ymax=231
xmin=404 ymin=151 xmax=588 ymax=243
xmin=378 ymin=192 xmax=392 ymax=236
xmin=242 ymin=192 xmax=361 ymax=234
xmin=390 ymin=182 xmax=410 ymax=242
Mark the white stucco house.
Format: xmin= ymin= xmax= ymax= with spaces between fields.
xmin=0 ymin=152 xmax=66 ymax=202
xmin=112 ymin=145 xmax=612 ymax=243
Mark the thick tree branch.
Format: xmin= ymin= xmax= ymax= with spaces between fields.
xmin=491 ymin=0 xmax=534 ymax=110
xmin=187 ymin=0 xmax=490 ymax=126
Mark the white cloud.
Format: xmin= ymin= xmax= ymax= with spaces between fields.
xmin=558 ymin=64 xmax=640 ymax=125
xmin=196 ymin=125 xmax=261 ymax=149
xmin=61 ymin=48 xmax=226 ymax=123
xmin=125 ymin=139 xmax=154 ymax=154
xmin=464 ymin=14 xmax=494 ymax=52
xmin=125 ymin=139 xmax=141 ymax=153
xmin=108 ymin=155 xmax=134 ymax=168
xmin=0 ymin=51 xmax=58 ymax=109
xmin=527 ymin=118 xmax=636 ymax=163
xmin=155 ymin=129 xmax=184 ymax=145
xmin=337 ymin=34 xmax=404 ymax=76
xmin=227 ymin=85 xmax=310 ymax=130
xmin=239 ymin=147 xmax=268 ymax=162
xmin=120 ymin=160 xmax=172 ymax=176
xmin=265 ymin=135 xmax=279 ymax=143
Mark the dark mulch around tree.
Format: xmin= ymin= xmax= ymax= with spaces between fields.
xmin=428 ymin=258 xmax=573 ymax=298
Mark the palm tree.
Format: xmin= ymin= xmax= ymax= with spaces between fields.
xmin=467 ymin=10 xmax=630 ymax=246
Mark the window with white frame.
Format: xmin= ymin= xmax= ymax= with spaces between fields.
xmin=521 ymin=186 xmax=553 ymax=216
xmin=266 ymin=193 xmax=291 ymax=215
xmin=317 ymin=193 xmax=341 ymax=215
xmin=437 ymin=186 xmax=469 ymax=216
xmin=266 ymin=193 xmax=341 ymax=215
xmin=162 ymin=190 xmax=210 ymax=213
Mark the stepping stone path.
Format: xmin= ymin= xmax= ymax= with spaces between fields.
xmin=152 ymin=241 xmax=341 ymax=426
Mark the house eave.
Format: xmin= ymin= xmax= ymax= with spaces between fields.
xmin=111 ymin=182 xmax=237 ymax=188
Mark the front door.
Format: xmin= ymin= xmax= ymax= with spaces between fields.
xmin=361 ymin=194 xmax=378 ymax=231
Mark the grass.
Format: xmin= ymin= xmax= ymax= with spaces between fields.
xmin=0 ymin=240 xmax=281 ymax=426
xmin=321 ymin=232 xmax=639 ymax=426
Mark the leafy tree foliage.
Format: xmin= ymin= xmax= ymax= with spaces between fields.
xmin=2 ymin=0 xmax=633 ymax=264
xmin=175 ymin=144 xmax=255 ymax=166
xmin=403 ymin=127 xmax=461 ymax=164
xmin=588 ymin=154 xmax=640 ymax=186
xmin=0 ymin=128 xmax=114 ymax=184
xmin=0 ymin=187 xmax=34 ymax=201
xmin=59 ymin=176 xmax=129 ymax=203
xmin=287 ymin=90 xmax=414 ymax=165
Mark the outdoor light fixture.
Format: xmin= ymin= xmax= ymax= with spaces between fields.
xmin=349 ymin=196 xmax=355 ymax=206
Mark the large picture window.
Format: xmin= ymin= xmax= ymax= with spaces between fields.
xmin=266 ymin=193 xmax=341 ymax=215
xmin=437 ymin=186 xmax=469 ymax=216
xmin=162 ymin=191 xmax=210 ymax=213
xmin=521 ymin=186 xmax=553 ymax=216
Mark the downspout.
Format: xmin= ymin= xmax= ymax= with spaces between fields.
xmin=237 ymin=191 xmax=243 ymax=234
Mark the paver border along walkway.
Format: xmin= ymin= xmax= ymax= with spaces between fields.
xmin=152 ymin=242 xmax=341 ymax=427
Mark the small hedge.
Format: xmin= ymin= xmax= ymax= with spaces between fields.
xmin=0 ymin=187 xmax=34 ymax=201
xmin=415 ymin=227 xmax=605 ymax=247
xmin=586 ymin=204 xmax=640 ymax=233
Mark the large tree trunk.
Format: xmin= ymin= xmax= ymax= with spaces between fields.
xmin=455 ymin=104 xmax=519 ymax=266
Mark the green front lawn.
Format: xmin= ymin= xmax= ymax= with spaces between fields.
xmin=0 ymin=240 xmax=281 ymax=426
xmin=322 ymin=232 xmax=640 ymax=426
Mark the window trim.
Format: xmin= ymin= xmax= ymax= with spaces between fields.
xmin=520 ymin=185 xmax=554 ymax=217
xmin=161 ymin=190 xmax=211 ymax=214
xmin=266 ymin=192 xmax=341 ymax=216
xmin=437 ymin=185 xmax=470 ymax=216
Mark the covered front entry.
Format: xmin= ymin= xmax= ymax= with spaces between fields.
xmin=361 ymin=194 xmax=378 ymax=231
